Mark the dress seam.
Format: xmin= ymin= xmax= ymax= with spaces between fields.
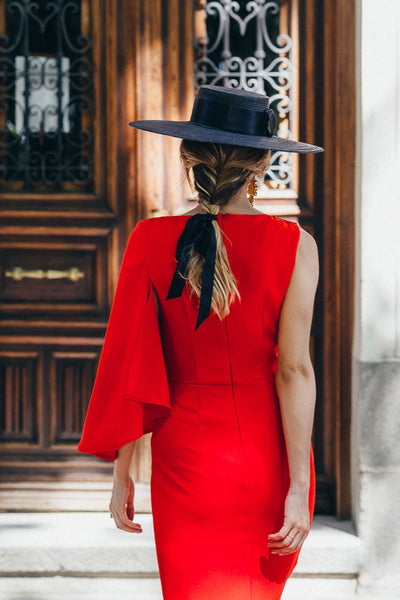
xmin=223 ymin=316 xmax=253 ymax=599
xmin=220 ymin=216 xmax=252 ymax=596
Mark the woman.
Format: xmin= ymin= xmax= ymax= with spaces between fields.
xmin=77 ymin=85 xmax=322 ymax=600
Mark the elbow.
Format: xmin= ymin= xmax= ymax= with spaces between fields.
xmin=276 ymin=362 xmax=314 ymax=384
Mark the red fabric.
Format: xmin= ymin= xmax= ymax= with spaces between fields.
xmin=77 ymin=221 xmax=171 ymax=461
xmin=77 ymin=214 xmax=316 ymax=599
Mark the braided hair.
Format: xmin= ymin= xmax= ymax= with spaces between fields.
xmin=179 ymin=140 xmax=271 ymax=321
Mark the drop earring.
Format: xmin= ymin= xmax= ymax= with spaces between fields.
xmin=247 ymin=176 xmax=258 ymax=206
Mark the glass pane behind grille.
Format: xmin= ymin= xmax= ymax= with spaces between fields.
xmin=0 ymin=0 xmax=93 ymax=192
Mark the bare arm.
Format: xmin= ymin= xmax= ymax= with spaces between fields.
xmin=109 ymin=440 xmax=142 ymax=533
xmin=268 ymin=226 xmax=319 ymax=555
xmin=275 ymin=227 xmax=318 ymax=488
xmin=113 ymin=440 xmax=137 ymax=482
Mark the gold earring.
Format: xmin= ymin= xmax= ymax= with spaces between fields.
xmin=247 ymin=176 xmax=258 ymax=205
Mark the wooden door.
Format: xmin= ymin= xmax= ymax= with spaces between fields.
xmin=0 ymin=0 xmax=193 ymax=511
xmin=191 ymin=0 xmax=333 ymax=514
xmin=0 ymin=0 xmax=120 ymax=508
xmin=0 ymin=0 xmax=355 ymax=518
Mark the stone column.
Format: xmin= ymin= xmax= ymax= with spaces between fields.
xmin=353 ymin=1 xmax=400 ymax=595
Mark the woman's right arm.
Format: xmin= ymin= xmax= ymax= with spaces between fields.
xmin=267 ymin=226 xmax=319 ymax=555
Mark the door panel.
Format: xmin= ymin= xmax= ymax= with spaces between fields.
xmin=0 ymin=352 xmax=38 ymax=443
xmin=50 ymin=352 xmax=98 ymax=446
xmin=0 ymin=0 xmax=116 ymax=501
xmin=0 ymin=0 xmax=194 ymax=509
xmin=1 ymin=228 xmax=108 ymax=311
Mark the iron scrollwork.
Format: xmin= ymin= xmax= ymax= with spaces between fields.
xmin=194 ymin=0 xmax=294 ymax=188
xmin=0 ymin=0 xmax=93 ymax=191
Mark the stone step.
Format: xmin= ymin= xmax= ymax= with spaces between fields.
xmin=0 ymin=578 xmax=163 ymax=600
xmin=0 ymin=513 xmax=157 ymax=576
xmin=0 ymin=481 xmax=152 ymax=513
xmin=0 ymin=513 xmax=361 ymax=577
xmin=0 ymin=576 xmax=363 ymax=600
xmin=0 ymin=512 xmax=365 ymax=598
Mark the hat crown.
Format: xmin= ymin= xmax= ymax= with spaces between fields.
xmin=197 ymin=85 xmax=270 ymax=112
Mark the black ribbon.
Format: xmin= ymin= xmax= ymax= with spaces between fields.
xmin=191 ymin=97 xmax=277 ymax=137
xmin=166 ymin=213 xmax=218 ymax=330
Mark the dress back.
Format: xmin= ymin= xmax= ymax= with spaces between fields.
xmin=147 ymin=213 xmax=300 ymax=384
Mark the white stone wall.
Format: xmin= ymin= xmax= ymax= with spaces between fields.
xmin=353 ymin=0 xmax=400 ymax=595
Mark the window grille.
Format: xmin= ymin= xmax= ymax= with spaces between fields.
xmin=194 ymin=0 xmax=294 ymax=192
xmin=0 ymin=0 xmax=93 ymax=192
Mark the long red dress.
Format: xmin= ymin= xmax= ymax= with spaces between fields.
xmin=77 ymin=213 xmax=316 ymax=600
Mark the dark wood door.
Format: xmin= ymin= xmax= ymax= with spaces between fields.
xmin=0 ymin=0 xmax=194 ymax=510
xmin=0 ymin=0 xmax=355 ymax=518
xmin=0 ymin=0 xmax=117 ymax=505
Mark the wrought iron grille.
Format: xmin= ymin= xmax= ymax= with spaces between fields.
xmin=194 ymin=0 xmax=294 ymax=189
xmin=0 ymin=0 xmax=93 ymax=192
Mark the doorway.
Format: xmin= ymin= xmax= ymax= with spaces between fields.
xmin=0 ymin=0 xmax=355 ymax=518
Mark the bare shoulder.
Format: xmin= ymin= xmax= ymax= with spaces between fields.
xmin=293 ymin=226 xmax=319 ymax=288
xmin=297 ymin=226 xmax=317 ymax=254
xmin=297 ymin=227 xmax=318 ymax=263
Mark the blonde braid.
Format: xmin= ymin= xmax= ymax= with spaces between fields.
xmin=180 ymin=140 xmax=271 ymax=322
xmin=185 ymin=197 xmax=240 ymax=321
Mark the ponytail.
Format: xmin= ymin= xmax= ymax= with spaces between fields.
xmin=179 ymin=140 xmax=271 ymax=321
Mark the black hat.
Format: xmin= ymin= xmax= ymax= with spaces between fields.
xmin=129 ymin=84 xmax=323 ymax=154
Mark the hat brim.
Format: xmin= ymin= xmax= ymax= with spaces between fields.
xmin=129 ymin=120 xmax=324 ymax=154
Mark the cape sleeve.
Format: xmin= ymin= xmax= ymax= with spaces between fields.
xmin=76 ymin=219 xmax=171 ymax=461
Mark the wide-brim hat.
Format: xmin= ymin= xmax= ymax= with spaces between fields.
xmin=129 ymin=84 xmax=323 ymax=154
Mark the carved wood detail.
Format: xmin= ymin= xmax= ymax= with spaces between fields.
xmin=49 ymin=351 xmax=98 ymax=445
xmin=0 ymin=230 xmax=109 ymax=316
xmin=0 ymin=352 xmax=38 ymax=443
xmin=0 ymin=0 xmax=108 ymax=210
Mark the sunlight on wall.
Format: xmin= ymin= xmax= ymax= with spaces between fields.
xmin=360 ymin=0 xmax=400 ymax=361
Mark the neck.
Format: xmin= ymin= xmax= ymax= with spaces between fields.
xmin=196 ymin=178 xmax=264 ymax=216
xmin=218 ymin=178 xmax=263 ymax=214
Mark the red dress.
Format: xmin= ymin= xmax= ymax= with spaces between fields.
xmin=77 ymin=213 xmax=316 ymax=600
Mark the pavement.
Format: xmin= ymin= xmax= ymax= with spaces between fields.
xmin=0 ymin=512 xmax=389 ymax=599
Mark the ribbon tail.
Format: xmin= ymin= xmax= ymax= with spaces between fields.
xmin=166 ymin=242 xmax=194 ymax=300
xmin=166 ymin=261 xmax=188 ymax=300
xmin=194 ymin=229 xmax=217 ymax=330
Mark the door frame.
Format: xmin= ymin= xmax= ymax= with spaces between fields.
xmin=321 ymin=0 xmax=356 ymax=519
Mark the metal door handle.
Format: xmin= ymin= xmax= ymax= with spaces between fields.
xmin=5 ymin=267 xmax=85 ymax=282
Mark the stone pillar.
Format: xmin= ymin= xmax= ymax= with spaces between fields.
xmin=353 ymin=1 xmax=400 ymax=595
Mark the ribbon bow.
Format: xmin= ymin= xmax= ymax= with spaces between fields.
xmin=166 ymin=213 xmax=218 ymax=330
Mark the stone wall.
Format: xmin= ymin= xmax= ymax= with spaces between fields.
xmin=353 ymin=0 xmax=400 ymax=595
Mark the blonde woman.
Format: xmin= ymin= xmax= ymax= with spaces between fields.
xmin=77 ymin=85 xmax=323 ymax=599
